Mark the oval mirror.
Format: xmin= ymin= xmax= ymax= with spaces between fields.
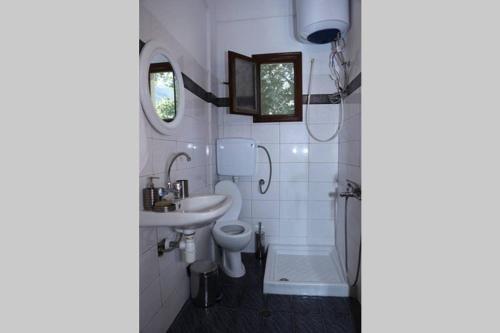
xmin=140 ymin=40 xmax=185 ymax=134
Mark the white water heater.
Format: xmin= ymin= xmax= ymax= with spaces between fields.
xmin=295 ymin=0 xmax=350 ymax=44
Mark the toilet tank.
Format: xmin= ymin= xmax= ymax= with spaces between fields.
xmin=216 ymin=138 xmax=256 ymax=176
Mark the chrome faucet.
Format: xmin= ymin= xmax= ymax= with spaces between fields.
xmin=165 ymin=152 xmax=191 ymax=199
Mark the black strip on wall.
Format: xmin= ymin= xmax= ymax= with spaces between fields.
xmin=139 ymin=39 xmax=360 ymax=107
xmin=347 ymin=72 xmax=362 ymax=95
xmin=302 ymin=94 xmax=336 ymax=104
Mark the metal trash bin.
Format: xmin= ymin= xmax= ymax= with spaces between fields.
xmin=189 ymin=260 xmax=221 ymax=308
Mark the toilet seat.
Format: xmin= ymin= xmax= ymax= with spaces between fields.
xmin=213 ymin=220 xmax=252 ymax=240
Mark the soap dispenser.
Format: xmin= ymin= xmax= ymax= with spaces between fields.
xmin=143 ymin=177 xmax=159 ymax=211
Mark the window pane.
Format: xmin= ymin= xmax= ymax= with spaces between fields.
xmin=235 ymin=57 xmax=256 ymax=111
xmin=150 ymin=71 xmax=176 ymax=122
xmin=260 ymin=63 xmax=295 ymax=115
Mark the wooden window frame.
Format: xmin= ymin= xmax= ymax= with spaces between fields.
xmin=253 ymin=52 xmax=302 ymax=122
xmin=149 ymin=62 xmax=174 ymax=73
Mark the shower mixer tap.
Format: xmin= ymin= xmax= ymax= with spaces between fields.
xmin=339 ymin=179 xmax=361 ymax=200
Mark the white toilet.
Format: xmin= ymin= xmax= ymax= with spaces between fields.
xmin=212 ymin=180 xmax=253 ymax=278
xmin=213 ymin=138 xmax=256 ymax=278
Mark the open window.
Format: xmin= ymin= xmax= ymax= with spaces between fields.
xmin=228 ymin=51 xmax=258 ymax=115
xmin=228 ymin=51 xmax=302 ymax=122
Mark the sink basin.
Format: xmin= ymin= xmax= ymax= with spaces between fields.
xmin=140 ymin=194 xmax=232 ymax=230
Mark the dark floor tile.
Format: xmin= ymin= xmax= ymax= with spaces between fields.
xmin=204 ymin=306 xmax=238 ymax=333
xmin=346 ymin=298 xmax=361 ymax=333
xmin=219 ymin=284 xmax=245 ymax=308
xmin=221 ymin=272 xmax=249 ymax=289
xmin=187 ymin=324 xmax=223 ymax=333
xmin=241 ymin=253 xmax=258 ymax=265
xmin=245 ymin=278 xmax=263 ymax=295
xmin=244 ymin=265 xmax=264 ymax=286
xmin=294 ymin=313 xmax=327 ymax=333
xmin=234 ymin=309 xmax=261 ymax=333
xmin=291 ymin=296 xmax=323 ymax=314
xmin=242 ymin=254 xmax=267 ymax=270
xmin=168 ymin=253 xmax=360 ymax=333
xmin=167 ymin=302 xmax=207 ymax=333
xmin=323 ymin=315 xmax=356 ymax=333
xmin=167 ymin=322 xmax=197 ymax=333
xmin=260 ymin=311 xmax=293 ymax=333
xmin=167 ymin=319 xmax=199 ymax=333
xmin=264 ymin=294 xmax=293 ymax=312
xmin=320 ymin=297 xmax=352 ymax=318
xmin=240 ymin=288 xmax=265 ymax=310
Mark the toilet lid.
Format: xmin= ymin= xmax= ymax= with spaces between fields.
xmin=214 ymin=180 xmax=241 ymax=221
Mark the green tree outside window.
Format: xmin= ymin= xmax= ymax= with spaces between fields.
xmin=260 ymin=63 xmax=295 ymax=115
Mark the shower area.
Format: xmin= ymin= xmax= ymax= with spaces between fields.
xmin=262 ymin=95 xmax=361 ymax=298
xmin=216 ymin=0 xmax=362 ymax=299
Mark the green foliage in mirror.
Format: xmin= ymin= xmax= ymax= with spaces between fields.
xmin=150 ymin=71 xmax=176 ymax=121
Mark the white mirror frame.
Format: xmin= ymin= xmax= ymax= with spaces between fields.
xmin=140 ymin=40 xmax=185 ymax=134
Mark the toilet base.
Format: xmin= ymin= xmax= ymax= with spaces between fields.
xmin=222 ymin=250 xmax=246 ymax=278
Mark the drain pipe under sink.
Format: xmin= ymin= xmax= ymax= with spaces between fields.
xmin=178 ymin=232 xmax=196 ymax=264
xmin=157 ymin=230 xmax=196 ymax=264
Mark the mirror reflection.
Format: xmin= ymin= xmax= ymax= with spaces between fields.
xmin=149 ymin=53 xmax=177 ymax=122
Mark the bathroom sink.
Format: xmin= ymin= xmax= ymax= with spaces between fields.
xmin=139 ymin=194 xmax=232 ymax=230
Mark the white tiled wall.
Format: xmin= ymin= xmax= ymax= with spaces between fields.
xmin=218 ymin=105 xmax=339 ymax=248
xmin=212 ymin=0 xmax=343 ymax=248
xmin=139 ymin=1 xmax=218 ymax=332
xmin=336 ymin=0 xmax=362 ymax=302
xmin=337 ymin=89 xmax=361 ymax=301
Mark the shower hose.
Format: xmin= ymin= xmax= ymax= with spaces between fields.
xmin=345 ymin=196 xmax=361 ymax=287
xmin=305 ymin=40 xmax=348 ymax=143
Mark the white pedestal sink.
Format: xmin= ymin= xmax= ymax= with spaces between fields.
xmin=139 ymin=194 xmax=232 ymax=232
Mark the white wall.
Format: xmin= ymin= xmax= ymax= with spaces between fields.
xmin=139 ymin=1 xmax=217 ymax=332
xmin=336 ymin=0 xmax=362 ymax=301
xmin=212 ymin=0 xmax=340 ymax=248
xmin=142 ymin=0 xmax=210 ymax=87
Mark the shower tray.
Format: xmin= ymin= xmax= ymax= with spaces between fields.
xmin=263 ymin=244 xmax=349 ymax=297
